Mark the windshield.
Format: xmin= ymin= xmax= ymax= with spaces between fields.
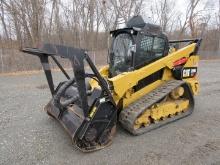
xmin=110 ymin=33 xmax=133 ymax=76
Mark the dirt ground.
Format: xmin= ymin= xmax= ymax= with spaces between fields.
xmin=0 ymin=60 xmax=220 ymax=165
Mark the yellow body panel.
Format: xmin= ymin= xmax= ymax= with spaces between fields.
xmin=90 ymin=65 xmax=109 ymax=90
xmin=108 ymin=43 xmax=196 ymax=99
xmin=123 ymin=80 xmax=163 ymax=108
xmin=89 ymin=42 xmax=199 ymax=109
xmin=184 ymin=55 xmax=199 ymax=67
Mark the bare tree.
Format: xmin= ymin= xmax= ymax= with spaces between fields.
xmin=153 ymin=0 xmax=176 ymax=32
xmin=0 ymin=0 xmax=9 ymax=40
xmin=218 ymin=0 xmax=220 ymax=51
xmin=177 ymin=0 xmax=202 ymax=38
xmin=0 ymin=0 xmax=220 ymax=72
xmin=110 ymin=0 xmax=143 ymax=24
xmin=188 ymin=0 xmax=201 ymax=37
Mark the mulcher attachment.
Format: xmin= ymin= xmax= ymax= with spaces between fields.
xmin=22 ymin=44 xmax=117 ymax=152
xmin=45 ymin=94 xmax=117 ymax=152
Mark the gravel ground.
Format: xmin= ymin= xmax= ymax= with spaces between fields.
xmin=0 ymin=60 xmax=220 ymax=165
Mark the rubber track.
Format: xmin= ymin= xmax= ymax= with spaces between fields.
xmin=119 ymin=80 xmax=194 ymax=135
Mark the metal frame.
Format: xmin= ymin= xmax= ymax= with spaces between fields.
xmin=169 ymin=38 xmax=201 ymax=44
xmin=22 ymin=44 xmax=114 ymax=117
xmin=169 ymin=38 xmax=202 ymax=54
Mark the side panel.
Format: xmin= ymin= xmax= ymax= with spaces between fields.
xmin=122 ymin=55 xmax=200 ymax=108
xmin=122 ymin=80 xmax=163 ymax=108
xmin=108 ymin=43 xmax=196 ymax=99
xmin=183 ymin=56 xmax=200 ymax=95
xmin=90 ymin=44 xmax=199 ymax=109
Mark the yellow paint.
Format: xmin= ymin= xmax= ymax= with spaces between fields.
xmin=108 ymin=43 xmax=196 ymax=98
xmin=123 ymin=80 xmax=163 ymax=108
xmin=89 ymin=42 xmax=199 ymax=110
xmin=184 ymin=78 xmax=200 ymax=95
xmin=89 ymin=107 xmax=97 ymax=118
xmin=162 ymin=68 xmax=173 ymax=81
xmin=86 ymin=42 xmax=200 ymax=130
xmin=184 ymin=56 xmax=199 ymax=67
xmin=150 ymin=100 xmax=189 ymax=120
xmin=182 ymin=55 xmax=200 ymax=95
xmin=134 ymin=110 xmax=151 ymax=129
xmin=134 ymin=99 xmax=189 ymax=129
xmin=170 ymin=87 xmax=184 ymax=99
xmin=89 ymin=65 xmax=109 ymax=90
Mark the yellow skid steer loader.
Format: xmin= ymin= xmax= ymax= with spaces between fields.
xmin=22 ymin=15 xmax=201 ymax=152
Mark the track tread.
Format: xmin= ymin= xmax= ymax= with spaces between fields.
xmin=119 ymin=80 xmax=194 ymax=135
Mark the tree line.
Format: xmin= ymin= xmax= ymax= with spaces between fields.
xmin=0 ymin=0 xmax=219 ymax=72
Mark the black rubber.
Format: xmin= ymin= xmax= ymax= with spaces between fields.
xmin=119 ymin=80 xmax=195 ymax=135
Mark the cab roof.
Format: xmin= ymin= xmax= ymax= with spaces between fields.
xmin=110 ymin=15 xmax=162 ymax=36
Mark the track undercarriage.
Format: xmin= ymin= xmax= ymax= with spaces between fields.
xmin=119 ymin=80 xmax=194 ymax=135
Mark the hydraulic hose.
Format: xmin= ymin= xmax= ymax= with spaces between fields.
xmin=53 ymin=78 xmax=78 ymax=108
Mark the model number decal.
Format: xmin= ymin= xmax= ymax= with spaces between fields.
xmin=182 ymin=67 xmax=197 ymax=78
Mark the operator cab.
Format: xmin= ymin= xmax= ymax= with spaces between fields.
xmin=109 ymin=16 xmax=169 ymax=77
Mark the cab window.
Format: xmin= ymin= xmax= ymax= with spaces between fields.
xmin=135 ymin=36 xmax=166 ymax=67
xmin=153 ymin=37 xmax=165 ymax=57
xmin=110 ymin=33 xmax=133 ymax=76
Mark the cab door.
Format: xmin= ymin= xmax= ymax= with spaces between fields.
xmin=109 ymin=32 xmax=135 ymax=77
xmin=134 ymin=33 xmax=168 ymax=69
